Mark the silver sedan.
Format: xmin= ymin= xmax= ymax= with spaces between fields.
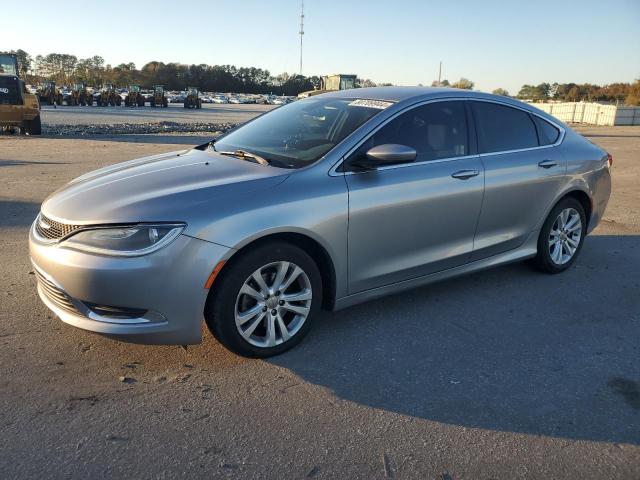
xmin=29 ymin=87 xmax=612 ymax=357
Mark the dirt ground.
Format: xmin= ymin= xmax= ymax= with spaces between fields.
xmin=0 ymin=126 xmax=638 ymax=479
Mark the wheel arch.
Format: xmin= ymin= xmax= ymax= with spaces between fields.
xmin=561 ymin=189 xmax=592 ymax=229
xmin=208 ymin=231 xmax=338 ymax=311
xmin=538 ymin=187 xmax=593 ymax=232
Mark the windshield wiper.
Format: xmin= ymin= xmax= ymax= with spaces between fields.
xmin=216 ymin=149 xmax=270 ymax=166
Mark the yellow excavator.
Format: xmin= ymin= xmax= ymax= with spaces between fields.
xmin=38 ymin=80 xmax=64 ymax=105
xmin=298 ymin=74 xmax=357 ymax=98
xmin=97 ymin=84 xmax=122 ymax=106
xmin=67 ymin=82 xmax=92 ymax=106
xmin=150 ymin=85 xmax=168 ymax=108
xmin=184 ymin=87 xmax=202 ymax=109
xmin=125 ymin=85 xmax=145 ymax=107
xmin=0 ymin=53 xmax=41 ymax=134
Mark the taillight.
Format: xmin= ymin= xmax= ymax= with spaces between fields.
xmin=607 ymin=153 xmax=613 ymax=168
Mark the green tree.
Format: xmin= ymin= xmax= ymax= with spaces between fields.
xmin=452 ymin=77 xmax=474 ymax=89
xmin=492 ymin=88 xmax=509 ymax=96
xmin=626 ymin=80 xmax=640 ymax=106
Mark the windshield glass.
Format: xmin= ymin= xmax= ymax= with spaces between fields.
xmin=214 ymin=97 xmax=391 ymax=168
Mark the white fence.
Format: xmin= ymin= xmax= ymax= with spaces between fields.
xmin=528 ymin=102 xmax=640 ymax=126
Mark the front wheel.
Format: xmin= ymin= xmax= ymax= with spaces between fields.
xmin=205 ymin=242 xmax=322 ymax=357
xmin=533 ymin=197 xmax=586 ymax=273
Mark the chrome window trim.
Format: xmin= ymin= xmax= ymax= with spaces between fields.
xmin=328 ymin=96 xmax=566 ymax=176
xmin=469 ymin=98 xmax=566 ymax=156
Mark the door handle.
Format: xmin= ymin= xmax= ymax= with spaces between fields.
xmin=451 ymin=169 xmax=479 ymax=180
xmin=538 ymin=160 xmax=558 ymax=168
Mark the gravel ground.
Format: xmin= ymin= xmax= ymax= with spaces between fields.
xmin=4 ymin=103 xmax=275 ymax=136
xmin=0 ymin=126 xmax=638 ymax=479
xmin=41 ymin=103 xmax=274 ymax=125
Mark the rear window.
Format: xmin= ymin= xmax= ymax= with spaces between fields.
xmin=532 ymin=115 xmax=560 ymax=145
xmin=472 ymin=102 xmax=538 ymax=153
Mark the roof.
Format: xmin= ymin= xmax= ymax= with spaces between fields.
xmin=320 ymin=86 xmax=470 ymax=102
xmin=319 ymin=86 xmax=554 ymax=120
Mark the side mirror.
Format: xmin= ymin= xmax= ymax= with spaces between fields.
xmin=351 ymin=144 xmax=417 ymax=170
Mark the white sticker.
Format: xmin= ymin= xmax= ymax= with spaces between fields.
xmin=348 ymin=99 xmax=393 ymax=109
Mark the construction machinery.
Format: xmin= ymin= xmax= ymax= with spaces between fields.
xmin=67 ymin=82 xmax=92 ymax=106
xmin=150 ymin=85 xmax=168 ymax=108
xmin=0 ymin=53 xmax=41 ymax=134
xmin=125 ymin=85 xmax=145 ymax=107
xmin=298 ymin=74 xmax=357 ymax=98
xmin=38 ymin=81 xmax=64 ymax=105
xmin=97 ymin=84 xmax=122 ymax=107
xmin=183 ymin=87 xmax=202 ymax=109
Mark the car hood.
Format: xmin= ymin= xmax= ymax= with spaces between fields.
xmin=41 ymin=148 xmax=289 ymax=227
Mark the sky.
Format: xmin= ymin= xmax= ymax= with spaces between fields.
xmin=3 ymin=0 xmax=639 ymax=94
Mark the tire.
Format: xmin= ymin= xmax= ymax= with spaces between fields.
xmin=24 ymin=115 xmax=42 ymax=135
xmin=532 ymin=197 xmax=586 ymax=273
xmin=205 ymin=242 xmax=323 ymax=357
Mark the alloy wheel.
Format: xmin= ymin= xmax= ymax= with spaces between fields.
xmin=548 ymin=207 xmax=582 ymax=265
xmin=235 ymin=261 xmax=312 ymax=348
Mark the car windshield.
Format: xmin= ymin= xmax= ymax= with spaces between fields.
xmin=213 ymin=97 xmax=391 ymax=168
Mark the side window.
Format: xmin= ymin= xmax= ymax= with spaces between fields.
xmin=532 ymin=115 xmax=560 ymax=145
xmin=472 ymin=102 xmax=538 ymax=153
xmin=347 ymin=101 xmax=468 ymax=167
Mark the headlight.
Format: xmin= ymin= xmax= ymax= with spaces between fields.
xmin=62 ymin=224 xmax=185 ymax=256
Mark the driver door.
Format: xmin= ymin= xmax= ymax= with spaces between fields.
xmin=344 ymin=100 xmax=485 ymax=293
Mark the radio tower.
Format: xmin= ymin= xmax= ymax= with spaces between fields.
xmin=299 ymin=0 xmax=305 ymax=75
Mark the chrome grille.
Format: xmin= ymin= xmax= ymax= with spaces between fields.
xmin=35 ymin=214 xmax=82 ymax=241
xmin=34 ymin=269 xmax=79 ymax=315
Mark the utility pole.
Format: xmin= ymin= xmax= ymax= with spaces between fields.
xmin=299 ymin=0 xmax=305 ymax=75
xmin=438 ymin=61 xmax=442 ymax=85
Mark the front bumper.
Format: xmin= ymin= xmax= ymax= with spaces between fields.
xmin=29 ymin=224 xmax=231 ymax=345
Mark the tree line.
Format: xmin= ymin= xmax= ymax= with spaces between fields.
xmin=5 ymin=49 xmax=382 ymax=96
xmin=499 ymin=81 xmax=640 ymax=105
xmin=5 ymin=49 xmax=639 ymax=104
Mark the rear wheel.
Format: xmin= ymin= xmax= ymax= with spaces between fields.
xmin=205 ymin=242 xmax=322 ymax=357
xmin=533 ymin=197 xmax=586 ymax=273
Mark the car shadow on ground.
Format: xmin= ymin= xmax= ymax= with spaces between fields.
xmin=0 ymin=159 xmax=69 ymax=167
xmin=268 ymin=235 xmax=640 ymax=445
xmin=0 ymin=200 xmax=41 ymax=227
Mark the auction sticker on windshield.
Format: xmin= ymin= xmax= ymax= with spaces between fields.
xmin=348 ymin=99 xmax=394 ymax=109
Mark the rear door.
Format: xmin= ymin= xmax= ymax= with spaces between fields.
xmin=344 ymin=100 xmax=485 ymax=293
xmin=470 ymin=101 xmax=566 ymax=260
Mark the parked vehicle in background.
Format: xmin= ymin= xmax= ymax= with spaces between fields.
xmin=124 ymin=85 xmax=145 ymax=107
xmin=0 ymin=52 xmax=41 ymax=134
xmin=211 ymin=95 xmax=228 ymax=104
xmin=150 ymin=85 xmax=168 ymax=108
xmin=228 ymin=96 xmax=241 ymax=104
xmin=96 ymin=84 xmax=122 ymax=107
xmin=38 ymin=81 xmax=63 ymax=105
xmin=67 ymin=82 xmax=92 ymax=106
xmin=29 ymin=87 xmax=611 ymax=357
xmin=184 ymin=87 xmax=202 ymax=109
xmin=298 ymin=73 xmax=357 ymax=98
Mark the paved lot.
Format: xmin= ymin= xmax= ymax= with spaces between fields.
xmin=0 ymin=127 xmax=638 ymax=479
xmin=40 ymin=103 xmax=274 ymax=126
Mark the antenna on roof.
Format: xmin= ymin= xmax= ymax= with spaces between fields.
xmin=299 ymin=0 xmax=305 ymax=75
